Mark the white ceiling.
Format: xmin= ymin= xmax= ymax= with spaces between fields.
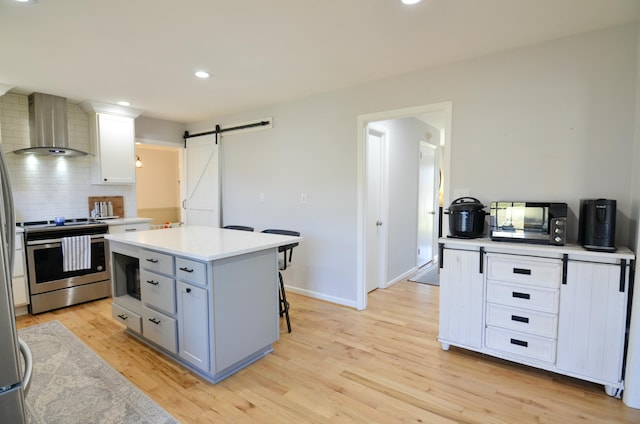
xmin=1 ymin=0 xmax=639 ymax=123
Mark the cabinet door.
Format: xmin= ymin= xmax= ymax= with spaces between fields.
xmin=177 ymin=281 xmax=210 ymax=372
xmin=556 ymin=261 xmax=627 ymax=385
xmin=439 ymin=248 xmax=485 ymax=349
xmin=95 ymin=113 xmax=135 ymax=184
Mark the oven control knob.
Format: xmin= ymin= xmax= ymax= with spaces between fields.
xmin=555 ymin=236 xmax=563 ymax=243
xmin=555 ymin=228 xmax=563 ymax=234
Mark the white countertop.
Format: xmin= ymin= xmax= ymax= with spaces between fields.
xmin=439 ymin=236 xmax=635 ymax=261
xmin=99 ymin=217 xmax=153 ymax=225
xmin=106 ymin=225 xmax=301 ymax=261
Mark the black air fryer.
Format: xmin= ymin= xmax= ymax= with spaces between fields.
xmin=579 ymin=199 xmax=616 ymax=252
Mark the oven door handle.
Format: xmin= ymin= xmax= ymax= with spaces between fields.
xmin=27 ymin=234 xmax=105 ymax=246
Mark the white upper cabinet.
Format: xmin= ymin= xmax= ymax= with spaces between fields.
xmin=81 ymin=101 xmax=142 ymax=185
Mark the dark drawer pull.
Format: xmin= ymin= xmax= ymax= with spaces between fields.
xmin=513 ymin=268 xmax=531 ymax=275
xmin=125 ymin=228 xmax=138 ymax=232
xmin=179 ymin=266 xmax=194 ymax=273
xmin=148 ymin=318 xmax=161 ymax=325
xmin=146 ymin=280 xmax=159 ymax=286
xmin=511 ymin=315 xmax=529 ymax=323
xmin=510 ymin=338 xmax=528 ymax=348
xmin=512 ymin=292 xmax=530 ymax=300
xmin=117 ymin=314 xmax=128 ymax=320
xmin=146 ymin=258 xmax=159 ymax=264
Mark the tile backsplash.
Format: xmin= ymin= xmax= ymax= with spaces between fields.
xmin=0 ymin=93 xmax=136 ymax=222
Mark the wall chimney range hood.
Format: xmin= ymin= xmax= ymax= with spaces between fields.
xmin=13 ymin=92 xmax=89 ymax=157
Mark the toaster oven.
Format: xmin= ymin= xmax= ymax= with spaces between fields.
xmin=489 ymin=201 xmax=568 ymax=245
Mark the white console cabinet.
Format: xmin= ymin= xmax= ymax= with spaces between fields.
xmin=438 ymin=238 xmax=634 ymax=397
xmin=439 ymin=246 xmax=484 ymax=350
xmin=557 ymin=258 xmax=629 ymax=395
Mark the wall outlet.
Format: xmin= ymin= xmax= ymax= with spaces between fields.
xmin=301 ymin=193 xmax=307 ymax=204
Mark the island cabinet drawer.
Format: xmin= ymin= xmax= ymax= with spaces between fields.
xmin=176 ymin=257 xmax=207 ymax=286
xmin=486 ymin=326 xmax=556 ymax=363
xmin=487 ymin=255 xmax=562 ymax=288
xmin=141 ymin=250 xmax=174 ymax=276
xmin=142 ymin=306 xmax=177 ymax=354
xmin=486 ymin=281 xmax=559 ymax=314
xmin=140 ymin=270 xmax=176 ymax=314
xmin=486 ymin=303 xmax=558 ymax=338
xmin=112 ymin=303 xmax=142 ymax=334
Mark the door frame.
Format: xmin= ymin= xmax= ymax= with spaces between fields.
xmin=356 ymin=101 xmax=452 ymax=310
xmin=365 ymin=125 xmax=390 ymax=292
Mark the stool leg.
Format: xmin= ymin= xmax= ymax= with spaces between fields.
xmin=278 ymin=271 xmax=291 ymax=333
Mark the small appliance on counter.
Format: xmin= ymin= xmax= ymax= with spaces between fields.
xmin=579 ymin=199 xmax=616 ymax=252
xmin=489 ymin=201 xmax=568 ymax=245
xmin=444 ymin=197 xmax=486 ymax=239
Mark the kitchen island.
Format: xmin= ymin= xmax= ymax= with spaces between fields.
xmin=106 ymin=226 xmax=301 ymax=383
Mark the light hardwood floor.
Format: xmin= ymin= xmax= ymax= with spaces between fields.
xmin=16 ymin=281 xmax=640 ymax=423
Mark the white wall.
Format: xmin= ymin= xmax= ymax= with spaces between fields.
xmin=0 ymin=93 xmax=137 ymax=221
xmin=188 ymin=24 xmax=639 ymax=307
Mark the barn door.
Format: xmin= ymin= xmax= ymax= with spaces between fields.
xmin=184 ymin=135 xmax=220 ymax=226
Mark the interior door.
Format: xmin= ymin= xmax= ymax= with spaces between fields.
xmin=184 ymin=135 xmax=220 ymax=227
xmin=417 ymin=141 xmax=437 ymax=267
xmin=365 ymin=127 xmax=387 ymax=292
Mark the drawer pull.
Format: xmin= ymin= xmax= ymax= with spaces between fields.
xmin=510 ymin=338 xmax=528 ymax=348
xmin=117 ymin=314 xmax=128 ymax=320
xmin=513 ymin=267 xmax=531 ymax=275
xmin=148 ymin=317 xmax=161 ymax=325
xmin=179 ymin=266 xmax=194 ymax=273
xmin=125 ymin=228 xmax=138 ymax=232
xmin=146 ymin=280 xmax=159 ymax=286
xmin=146 ymin=258 xmax=159 ymax=264
xmin=512 ymin=291 xmax=530 ymax=300
xmin=511 ymin=315 xmax=529 ymax=324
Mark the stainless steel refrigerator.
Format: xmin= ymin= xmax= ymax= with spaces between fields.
xmin=0 ymin=143 xmax=32 ymax=422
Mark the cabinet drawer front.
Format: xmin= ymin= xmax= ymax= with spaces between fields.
xmin=12 ymin=249 xmax=24 ymax=277
xmin=15 ymin=234 xmax=23 ymax=250
xmin=176 ymin=257 xmax=207 ymax=286
xmin=485 ymin=327 xmax=556 ymax=363
xmin=140 ymin=270 xmax=176 ymax=314
xmin=112 ymin=303 xmax=142 ymax=334
xmin=487 ymin=281 xmax=559 ymax=313
xmin=142 ymin=306 xmax=177 ymax=353
xmin=109 ymin=223 xmax=150 ymax=234
xmin=487 ymin=255 xmax=562 ymax=288
xmin=141 ymin=250 xmax=174 ymax=275
xmin=486 ymin=303 xmax=558 ymax=338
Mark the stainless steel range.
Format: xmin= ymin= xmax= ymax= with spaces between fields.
xmin=19 ymin=219 xmax=111 ymax=314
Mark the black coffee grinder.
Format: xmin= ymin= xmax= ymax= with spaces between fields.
xmin=579 ymin=199 xmax=616 ymax=252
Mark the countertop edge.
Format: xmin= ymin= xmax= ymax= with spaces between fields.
xmin=439 ymin=237 xmax=635 ymax=260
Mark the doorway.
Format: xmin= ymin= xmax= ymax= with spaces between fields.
xmin=357 ymin=102 xmax=452 ymax=310
xmin=134 ymin=143 xmax=182 ymax=226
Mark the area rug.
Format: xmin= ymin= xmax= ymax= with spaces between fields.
xmin=18 ymin=320 xmax=179 ymax=424
xmin=409 ymin=265 xmax=440 ymax=286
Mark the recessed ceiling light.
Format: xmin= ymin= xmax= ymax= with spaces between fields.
xmin=117 ymin=101 xmax=131 ymax=106
xmin=402 ymin=0 xmax=421 ymax=4
xmin=15 ymin=0 xmax=38 ymax=4
xmin=195 ymin=71 xmax=210 ymax=79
